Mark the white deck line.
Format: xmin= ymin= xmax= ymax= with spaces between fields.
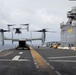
xmin=55 ymin=71 xmax=61 ymax=75
xmin=12 ymin=56 xmax=20 ymax=60
xmin=0 ymin=59 xmax=30 ymax=61
xmin=19 ymin=52 xmax=23 ymax=54
xmin=49 ymin=60 xmax=76 ymax=62
xmin=48 ymin=56 xmax=76 ymax=59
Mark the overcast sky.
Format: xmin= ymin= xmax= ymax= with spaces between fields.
xmin=0 ymin=0 xmax=76 ymax=45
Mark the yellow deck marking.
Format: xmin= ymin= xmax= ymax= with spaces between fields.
xmin=29 ymin=46 xmax=58 ymax=75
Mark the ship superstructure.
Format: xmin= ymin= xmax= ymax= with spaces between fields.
xmin=60 ymin=7 xmax=76 ymax=47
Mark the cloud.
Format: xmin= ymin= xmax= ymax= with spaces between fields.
xmin=9 ymin=9 xmax=30 ymax=24
xmin=36 ymin=9 xmax=62 ymax=24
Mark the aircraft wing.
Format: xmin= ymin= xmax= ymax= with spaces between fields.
xmin=4 ymin=37 xmax=42 ymax=42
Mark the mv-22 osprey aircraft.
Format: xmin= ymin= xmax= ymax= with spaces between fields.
xmin=0 ymin=24 xmax=56 ymax=49
xmin=0 ymin=24 xmax=42 ymax=49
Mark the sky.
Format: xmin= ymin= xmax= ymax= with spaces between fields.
xmin=0 ymin=0 xmax=76 ymax=45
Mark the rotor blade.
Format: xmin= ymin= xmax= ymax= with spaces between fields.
xmin=43 ymin=28 xmax=49 ymax=30
xmin=40 ymin=30 xmax=56 ymax=32
xmin=3 ymin=30 xmax=9 ymax=32
xmin=21 ymin=28 xmax=27 ymax=30
xmin=0 ymin=29 xmax=9 ymax=32
xmin=48 ymin=31 xmax=57 ymax=33
xmin=33 ymin=28 xmax=49 ymax=32
xmin=7 ymin=24 xmax=15 ymax=26
xmin=20 ymin=24 xmax=29 ymax=26
xmin=32 ymin=30 xmax=42 ymax=32
xmin=13 ymin=28 xmax=21 ymax=29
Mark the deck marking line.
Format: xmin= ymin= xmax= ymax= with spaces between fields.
xmin=63 ymin=74 xmax=68 ymax=75
xmin=35 ymin=62 xmax=37 ymax=65
xmin=48 ymin=56 xmax=76 ymax=59
xmin=49 ymin=60 xmax=76 ymax=62
xmin=30 ymin=47 xmax=38 ymax=69
xmin=0 ymin=59 xmax=30 ymax=61
xmin=36 ymin=65 xmax=39 ymax=69
xmin=55 ymin=71 xmax=61 ymax=75
xmin=19 ymin=52 xmax=23 ymax=54
xmin=17 ymin=59 xmax=30 ymax=61
xmin=34 ymin=59 xmax=36 ymax=61
xmin=29 ymin=46 xmax=58 ymax=75
xmin=0 ymin=51 xmax=13 ymax=57
xmin=12 ymin=56 xmax=20 ymax=60
xmin=50 ymin=65 xmax=55 ymax=69
xmin=47 ymin=62 xmax=50 ymax=65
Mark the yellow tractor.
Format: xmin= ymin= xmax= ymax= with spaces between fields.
xmin=52 ymin=44 xmax=57 ymax=49
xmin=50 ymin=43 xmax=60 ymax=49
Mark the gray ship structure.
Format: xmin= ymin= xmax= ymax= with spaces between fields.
xmin=60 ymin=6 xmax=76 ymax=48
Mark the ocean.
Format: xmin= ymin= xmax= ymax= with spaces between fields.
xmin=0 ymin=44 xmax=17 ymax=51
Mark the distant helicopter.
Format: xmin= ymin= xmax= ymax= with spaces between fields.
xmin=33 ymin=28 xmax=56 ymax=46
